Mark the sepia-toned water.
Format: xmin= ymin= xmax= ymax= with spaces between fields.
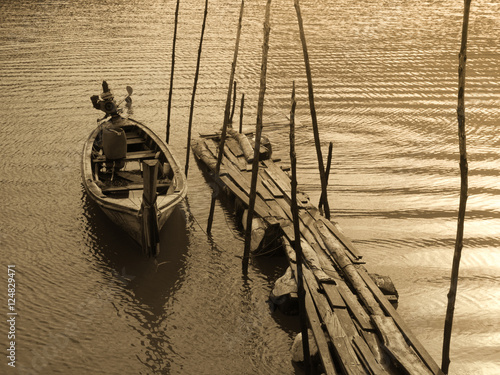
xmin=1 ymin=0 xmax=499 ymax=374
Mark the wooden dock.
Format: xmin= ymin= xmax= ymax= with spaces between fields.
xmin=192 ymin=131 xmax=443 ymax=375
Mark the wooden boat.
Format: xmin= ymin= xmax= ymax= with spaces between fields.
xmin=82 ymin=82 xmax=187 ymax=256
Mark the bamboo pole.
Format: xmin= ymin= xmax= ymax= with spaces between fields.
xmin=166 ymin=0 xmax=180 ymax=144
xmin=441 ymin=1 xmax=471 ymax=373
xmin=239 ymin=93 xmax=245 ymax=133
xmin=185 ymin=0 xmax=208 ymax=178
xmin=294 ymin=0 xmax=330 ymax=220
xmin=206 ymin=0 xmax=245 ymax=234
xmin=242 ymin=0 xmax=271 ymax=273
xmin=230 ymin=81 xmax=237 ymax=124
xmin=319 ymin=141 xmax=333 ymax=212
xmin=289 ymin=81 xmax=311 ymax=374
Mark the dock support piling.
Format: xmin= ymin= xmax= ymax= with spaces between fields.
xmin=166 ymin=0 xmax=180 ymax=144
xmin=319 ymin=141 xmax=333 ymax=213
xmin=230 ymin=81 xmax=237 ymax=124
xmin=239 ymin=93 xmax=245 ymax=134
xmin=294 ymin=0 xmax=330 ymax=220
xmin=242 ymin=0 xmax=271 ymax=273
xmin=185 ymin=0 xmax=208 ymax=178
xmin=441 ymin=1 xmax=471 ymax=373
xmin=207 ymin=0 xmax=245 ymax=234
xmin=289 ymin=81 xmax=311 ymax=374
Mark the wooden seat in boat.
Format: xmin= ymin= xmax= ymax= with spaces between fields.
xmin=101 ymin=181 xmax=170 ymax=194
xmin=93 ymin=150 xmax=158 ymax=163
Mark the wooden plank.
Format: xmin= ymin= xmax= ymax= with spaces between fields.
xmin=303 ymin=268 xmax=366 ymax=375
xmin=301 ymin=239 xmax=335 ymax=284
xmin=101 ymin=182 xmax=170 ymax=193
xmin=260 ymin=172 xmax=283 ymax=197
xmin=274 ymin=196 xmax=293 ymax=221
xmin=321 ymin=283 xmax=346 ymax=309
xmin=357 ymin=266 xmax=443 ymax=375
xmin=126 ymin=137 xmax=145 ymax=145
xmin=304 ymin=292 xmax=339 ymax=375
xmin=336 ymin=281 xmax=375 ymax=332
xmin=318 ymin=221 xmax=434 ymax=374
xmin=263 ymin=165 xmax=291 ymax=198
xmin=223 ymin=159 xmax=274 ymax=201
xmin=283 ymin=243 xmax=339 ymax=375
xmin=372 ymin=315 xmax=433 ymax=375
xmin=220 ymin=175 xmax=272 ymax=218
xmin=263 ymin=160 xmax=311 ymax=208
xmin=93 ymin=150 xmax=157 ymax=163
xmin=309 ymin=208 xmax=363 ymax=260
xmin=198 ymin=132 xmax=219 ymax=139
xmin=226 ymin=137 xmax=244 ymax=157
xmin=236 ymin=155 xmax=248 ymax=170
xmin=203 ymin=138 xmax=220 ymax=160
xmin=352 ymin=336 xmax=386 ymax=375
xmin=300 ymin=210 xmax=325 ymax=243
xmin=224 ymin=147 xmax=244 ymax=171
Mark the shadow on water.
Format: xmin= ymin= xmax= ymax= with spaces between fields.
xmin=80 ymin=190 xmax=190 ymax=310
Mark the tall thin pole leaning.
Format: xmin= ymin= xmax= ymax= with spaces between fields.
xmin=166 ymin=0 xmax=180 ymax=144
xmin=242 ymin=0 xmax=272 ymax=273
xmin=318 ymin=141 xmax=333 ymax=213
xmin=230 ymin=81 xmax=237 ymax=124
xmin=294 ymin=0 xmax=330 ymax=220
xmin=441 ymin=1 xmax=471 ymax=374
xmin=185 ymin=0 xmax=208 ymax=178
xmin=289 ymin=81 xmax=311 ymax=374
xmin=206 ymin=0 xmax=245 ymax=234
xmin=239 ymin=93 xmax=245 ymax=134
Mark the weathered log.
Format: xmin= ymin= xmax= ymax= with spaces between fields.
xmin=228 ymin=129 xmax=255 ymax=163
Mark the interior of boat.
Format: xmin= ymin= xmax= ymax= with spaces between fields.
xmin=91 ymin=124 xmax=174 ymax=197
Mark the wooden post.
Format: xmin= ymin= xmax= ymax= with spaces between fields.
xmin=442 ymin=1 xmax=471 ymax=373
xmin=294 ymin=0 xmax=331 ymax=220
xmin=289 ymin=81 xmax=311 ymax=374
xmin=166 ymin=0 xmax=180 ymax=144
xmin=242 ymin=0 xmax=271 ymax=273
xmin=141 ymin=160 xmax=160 ymax=257
xmin=207 ymin=0 xmax=245 ymax=234
xmin=319 ymin=141 xmax=333 ymax=212
xmin=185 ymin=0 xmax=208 ymax=178
xmin=230 ymin=81 xmax=237 ymax=124
xmin=239 ymin=93 xmax=245 ymax=134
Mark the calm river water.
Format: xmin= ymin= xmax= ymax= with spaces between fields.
xmin=1 ymin=0 xmax=499 ymax=374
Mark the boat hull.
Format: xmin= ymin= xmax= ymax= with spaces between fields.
xmin=81 ymin=116 xmax=187 ymax=252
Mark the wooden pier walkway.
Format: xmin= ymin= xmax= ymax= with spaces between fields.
xmin=192 ymin=131 xmax=443 ymax=375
